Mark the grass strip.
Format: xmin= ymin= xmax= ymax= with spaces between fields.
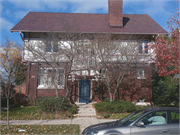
xmin=1 ymin=125 xmax=80 ymax=134
xmin=1 ymin=106 xmax=73 ymax=120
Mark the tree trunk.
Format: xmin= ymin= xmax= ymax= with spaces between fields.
xmin=109 ymin=93 xmax=113 ymax=101
xmin=7 ymin=97 xmax=9 ymax=130
xmin=113 ymin=94 xmax=116 ymax=101
xmin=65 ymin=88 xmax=69 ymax=98
xmin=55 ymin=87 xmax=59 ymax=98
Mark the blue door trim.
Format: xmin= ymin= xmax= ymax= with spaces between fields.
xmin=79 ymin=80 xmax=90 ymax=103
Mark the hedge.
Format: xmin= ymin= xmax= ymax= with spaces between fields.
xmin=94 ymin=99 xmax=136 ymax=113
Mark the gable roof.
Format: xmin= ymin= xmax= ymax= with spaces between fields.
xmin=11 ymin=12 xmax=168 ymax=35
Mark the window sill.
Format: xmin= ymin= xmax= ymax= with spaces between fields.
xmin=137 ymin=77 xmax=146 ymax=79
xmin=37 ymin=86 xmax=64 ymax=89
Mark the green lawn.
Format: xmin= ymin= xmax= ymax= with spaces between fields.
xmin=1 ymin=125 xmax=80 ymax=134
xmin=96 ymin=112 xmax=130 ymax=119
xmin=1 ymin=106 xmax=73 ymax=120
xmin=95 ymin=105 xmax=149 ymax=119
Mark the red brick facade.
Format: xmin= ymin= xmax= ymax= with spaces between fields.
xmin=25 ymin=63 xmax=152 ymax=103
xmin=108 ymin=0 xmax=123 ymax=27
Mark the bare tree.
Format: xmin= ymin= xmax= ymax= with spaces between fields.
xmin=90 ymin=34 xmax=152 ymax=101
xmin=24 ymin=29 xmax=89 ymax=98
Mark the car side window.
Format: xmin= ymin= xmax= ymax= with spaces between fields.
xmin=170 ymin=111 xmax=179 ymax=124
xmin=139 ymin=111 xmax=167 ymax=125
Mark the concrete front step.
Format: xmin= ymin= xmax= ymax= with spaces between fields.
xmin=75 ymin=102 xmax=97 ymax=117
xmin=78 ymin=108 xmax=95 ymax=111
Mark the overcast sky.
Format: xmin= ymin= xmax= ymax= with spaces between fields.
xmin=0 ymin=0 xmax=179 ymax=45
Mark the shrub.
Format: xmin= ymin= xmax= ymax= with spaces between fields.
xmin=37 ymin=96 xmax=70 ymax=113
xmin=68 ymin=105 xmax=78 ymax=114
xmin=97 ymin=100 xmax=103 ymax=103
xmin=94 ymin=99 xmax=136 ymax=113
xmin=103 ymin=98 xmax=110 ymax=103
xmin=27 ymin=96 xmax=37 ymax=106
xmin=13 ymin=92 xmax=28 ymax=106
xmin=94 ymin=102 xmax=110 ymax=112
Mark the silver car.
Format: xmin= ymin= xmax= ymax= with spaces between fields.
xmin=82 ymin=107 xmax=179 ymax=135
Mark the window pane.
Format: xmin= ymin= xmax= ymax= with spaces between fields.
xmin=46 ymin=44 xmax=51 ymax=52
xmin=53 ymin=44 xmax=58 ymax=52
xmin=38 ymin=75 xmax=45 ymax=85
xmin=39 ymin=68 xmax=45 ymax=73
xmin=145 ymin=45 xmax=148 ymax=54
xmin=47 ymin=75 xmax=52 ymax=86
xmin=59 ymin=75 xmax=64 ymax=86
xmin=58 ymin=69 xmax=65 ymax=86
xmin=138 ymin=69 xmax=144 ymax=77
xmin=59 ymin=69 xmax=64 ymax=75
xmin=139 ymin=42 xmax=142 ymax=54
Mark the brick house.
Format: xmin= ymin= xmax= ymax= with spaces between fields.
xmin=11 ymin=0 xmax=168 ymax=103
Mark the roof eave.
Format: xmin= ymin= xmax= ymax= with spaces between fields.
xmin=10 ymin=30 xmax=168 ymax=35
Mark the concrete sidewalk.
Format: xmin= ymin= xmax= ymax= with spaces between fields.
xmin=0 ymin=118 xmax=117 ymax=132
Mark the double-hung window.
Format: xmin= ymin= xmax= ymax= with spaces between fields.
xmin=38 ymin=68 xmax=46 ymax=87
xmin=46 ymin=41 xmax=58 ymax=52
xmin=38 ymin=68 xmax=65 ymax=88
xmin=139 ymin=41 xmax=149 ymax=54
xmin=137 ymin=68 xmax=146 ymax=79
xmin=58 ymin=69 xmax=65 ymax=86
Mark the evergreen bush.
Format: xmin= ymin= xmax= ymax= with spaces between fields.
xmin=37 ymin=96 xmax=70 ymax=113
xmin=94 ymin=99 xmax=136 ymax=113
xmin=68 ymin=105 xmax=78 ymax=114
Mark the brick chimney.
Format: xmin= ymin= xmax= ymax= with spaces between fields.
xmin=108 ymin=0 xmax=123 ymax=28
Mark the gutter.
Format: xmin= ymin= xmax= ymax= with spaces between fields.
xmin=10 ymin=30 xmax=168 ymax=35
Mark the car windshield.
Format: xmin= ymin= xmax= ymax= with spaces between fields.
xmin=118 ymin=110 xmax=147 ymax=125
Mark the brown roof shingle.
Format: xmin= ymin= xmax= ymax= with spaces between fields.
xmin=11 ymin=12 xmax=168 ymax=35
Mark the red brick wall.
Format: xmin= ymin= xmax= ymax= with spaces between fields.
xmin=108 ymin=0 xmax=123 ymax=27
xmin=26 ymin=63 xmax=152 ymax=102
xmin=14 ymin=82 xmax=26 ymax=95
xmin=28 ymin=64 xmax=38 ymax=98
xmin=37 ymin=89 xmax=66 ymax=97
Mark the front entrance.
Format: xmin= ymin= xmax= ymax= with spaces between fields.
xmin=79 ymin=80 xmax=90 ymax=103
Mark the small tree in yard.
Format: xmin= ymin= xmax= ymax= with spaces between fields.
xmin=150 ymin=10 xmax=179 ymax=106
xmin=0 ymin=37 xmax=25 ymax=130
xmin=150 ymin=10 xmax=179 ymax=76
xmin=152 ymin=74 xmax=179 ymax=106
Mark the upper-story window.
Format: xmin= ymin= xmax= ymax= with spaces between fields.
xmin=46 ymin=43 xmax=58 ymax=52
xmin=139 ymin=41 xmax=148 ymax=54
